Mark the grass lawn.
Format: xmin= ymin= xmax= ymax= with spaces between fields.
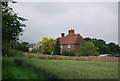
xmin=2 ymin=57 xmax=40 ymax=79
xmin=15 ymin=58 xmax=118 ymax=79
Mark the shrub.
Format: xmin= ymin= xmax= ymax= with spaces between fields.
xmin=61 ymin=51 xmax=75 ymax=56
xmin=2 ymin=42 xmax=10 ymax=56
xmin=8 ymin=49 xmax=23 ymax=57
xmin=15 ymin=42 xmax=29 ymax=52
xmin=29 ymin=49 xmax=37 ymax=53
xmin=79 ymin=41 xmax=100 ymax=56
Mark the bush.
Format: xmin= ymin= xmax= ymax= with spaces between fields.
xmin=15 ymin=42 xmax=29 ymax=52
xmin=79 ymin=41 xmax=99 ymax=56
xmin=61 ymin=51 xmax=75 ymax=56
xmin=2 ymin=42 xmax=10 ymax=56
xmin=8 ymin=49 xmax=23 ymax=57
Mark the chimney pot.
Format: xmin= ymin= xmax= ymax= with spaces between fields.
xmin=69 ymin=29 xmax=74 ymax=35
xmin=61 ymin=33 xmax=65 ymax=37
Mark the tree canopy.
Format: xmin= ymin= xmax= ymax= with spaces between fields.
xmin=79 ymin=41 xmax=100 ymax=56
xmin=41 ymin=37 xmax=54 ymax=54
xmin=2 ymin=1 xmax=27 ymax=56
xmin=14 ymin=42 xmax=29 ymax=52
xmin=2 ymin=3 xmax=27 ymax=43
xmin=84 ymin=37 xmax=120 ymax=55
xmin=53 ymin=38 xmax=61 ymax=55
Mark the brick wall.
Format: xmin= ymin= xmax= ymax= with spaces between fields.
xmin=61 ymin=44 xmax=80 ymax=51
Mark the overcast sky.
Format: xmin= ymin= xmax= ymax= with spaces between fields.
xmin=9 ymin=2 xmax=118 ymax=44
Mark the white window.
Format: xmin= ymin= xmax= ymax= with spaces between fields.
xmin=60 ymin=45 xmax=62 ymax=48
xmin=68 ymin=44 xmax=71 ymax=48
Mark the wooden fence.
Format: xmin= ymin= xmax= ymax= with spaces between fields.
xmin=23 ymin=53 xmax=119 ymax=63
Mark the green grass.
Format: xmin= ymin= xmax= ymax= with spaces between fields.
xmin=2 ymin=57 xmax=40 ymax=79
xmin=15 ymin=58 xmax=118 ymax=79
xmin=0 ymin=57 xmax=1 ymax=80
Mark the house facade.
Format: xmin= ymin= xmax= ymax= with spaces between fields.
xmin=55 ymin=29 xmax=85 ymax=51
xmin=33 ymin=41 xmax=41 ymax=50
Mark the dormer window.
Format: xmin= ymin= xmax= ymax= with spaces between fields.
xmin=68 ymin=44 xmax=71 ymax=48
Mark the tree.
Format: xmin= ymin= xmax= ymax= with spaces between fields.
xmin=53 ymin=38 xmax=60 ymax=55
xmin=41 ymin=37 xmax=54 ymax=54
xmin=2 ymin=1 xmax=27 ymax=56
xmin=107 ymin=42 xmax=120 ymax=55
xmin=79 ymin=41 xmax=100 ymax=56
xmin=88 ymin=38 xmax=106 ymax=54
xmin=84 ymin=37 xmax=91 ymax=41
xmin=83 ymin=38 xmax=120 ymax=55
xmin=14 ymin=42 xmax=29 ymax=52
xmin=100 ymin=45 xmax=110 ymax=54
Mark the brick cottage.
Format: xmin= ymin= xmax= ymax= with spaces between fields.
xmin=55 ymin=29 xmax=85 ymax=51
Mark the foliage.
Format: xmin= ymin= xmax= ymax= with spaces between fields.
xmin=84 ymin=37 xmax=120 ymax=55
xmin=53 ymin=38 xmax=61 ymax=55
xmin=14 ymin=58 xmax=118 ymax=79
xmin=2 ymin=41 xmax=10 ymax=56
xmin=37 ymin=46 xmax=42 ymax=53
xmin=29 ymin=49 xmax=37 ymax=53
xmin=84 ymin=37 xmax=91 ymax=41
xmin=14 ymin=42 xmax=29 ymax=52
xmin=61 ymin=51 xmax=75 ymax=56
xmin=91 ymin=39 xmax=106 ymax=54
xmin=41 ymin=37 xmax=54 ymax=54
xmin=107 ymin=42 xmax=120 ymax=55
xmin=2 ymin=2 xmax=27 ymax=56
xmin=100 ymin=45 xmax=110 ymax=54
xmin=79 ymin=41 xmax=100 ymax=56
xmin=2 ymin=5 xmax=26 ymax=43
xmin=7 ymin=49 xmax=23 ymax=57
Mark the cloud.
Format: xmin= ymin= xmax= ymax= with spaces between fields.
xmin=10 ymin=2 xmax=118 ymax=44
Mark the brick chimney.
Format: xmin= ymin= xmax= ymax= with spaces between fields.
xmin=61 ymin=33 xmax=65 ymax=37
xmin=69 ymin=29 xmax=74 ymax=35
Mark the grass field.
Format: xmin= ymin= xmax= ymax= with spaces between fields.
xmin=14 ymin=57 xmax=118 ymax=79
xmin=2 ymin=58 xmax=41 ymax=79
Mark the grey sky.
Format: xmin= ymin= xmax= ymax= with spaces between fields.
xmin=9 ymin=2 xmax=118 ymax=44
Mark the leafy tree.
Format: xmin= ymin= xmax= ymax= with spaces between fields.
xmin=84 ymin=37 xmax=91 ymax=41
xmin=107 ymin=42 xmax=120 ymax=55
xmin=100 ymin=45 xmax=110 ymax=54
xmin=41 ymin=37 xmax=54 ymax=54
xmin=92 ymin=39 xmax=106 ymax=47
xmin=83 ymin=38 xmax=120 ymax=55
xmin=2 ymin=1 xmax=27 ymax=56
xmin=37 ymin=46 xmax=42 ymax=53
xmin=53 ymin=38 xmax=61 ymax=55
xmin=14 ymin=42 xmax=29 ymax=52
xmin=91 ymin=39 xmax=108 ymax=54
xmin=79 ymin=41 xmax=100 ymax=56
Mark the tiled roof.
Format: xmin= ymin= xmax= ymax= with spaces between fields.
xmin=59 ymin=34 xmax=85 ymax=44
xmin=54 ymin=34 xmax=85 ymax=45
xmin=26 ymin=44 xmax=35 ymax=48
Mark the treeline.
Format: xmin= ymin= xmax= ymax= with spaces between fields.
xmin=29 ymin=37 xmax=120 ymax=57
xmin=84 ymin=38 xmax=120 ymax=55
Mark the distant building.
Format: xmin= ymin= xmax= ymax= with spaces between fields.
xmin=55 ymin=29 xmax=85 ymax=51
xmin=33 ymin=41 xmax=41 ymax=50
xmin=26 ymin=44 xmax=35 ymax=51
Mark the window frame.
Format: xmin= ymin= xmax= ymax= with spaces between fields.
xmin=68 ymin=44 xmax=71 ymax=48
